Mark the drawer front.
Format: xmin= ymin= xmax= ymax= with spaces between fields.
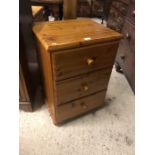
xmin=117 ymin=40 xmax=135 ymax=92
xmin=116 ymin=19 xmax=134 ymax=66
xmin=56 ymin=68 xmax=111 ymax=105
xmin=116 ymin=21 xmax=135 ymax=92
xmin=56 ymin=91 xmax=106 ymax=123
xmin=122 ymin=19 xmax=135 ymax=53
xmin=116 ymin=41 xmax=135 ymax=92
xmin=123 ymin=51 xmax=135 ymax=92
xmin=117 ymin=38 xmax=135 ymax=70
xmin=116 ymin=38 xmax=129 ymax=68
xmin=53 ymin=42 xmax=119 ymax=81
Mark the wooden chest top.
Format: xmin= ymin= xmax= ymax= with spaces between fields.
xmin=33 ymin=19 xmax=122 ymax=51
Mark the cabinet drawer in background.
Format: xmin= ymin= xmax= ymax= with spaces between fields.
xmin=56 ymin=68 xmax=111 ymax=105
xmin=112 ymin=0 xmax=128 ymax=15
xmin=126 ymin=2 xmax=135 ymax=24
xmin=52 ymin=42 xmax=119 ymax=81
xmin=107 ymin=7 xmax=125 ymax=32
xmin=56 ymin=91 xmax=106 ymax=123
xmin=122 ymin=19 xmax=135 ymax=53
xmin=122 ymin=51 xmax=135 ymax=92
xmin=116 ymin=18 xmax=135 ymax=69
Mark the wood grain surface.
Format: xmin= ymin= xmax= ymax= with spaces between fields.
xmin=52 ymin=42 xmax=119 ymax=81
xmin=33 ymin=19 xmax=122 ymax=51
xmin=56 ymin=91 xmax=106 ymax=123
xmin=56 ymin=68 xmax=111 ymax=105
xmin=63 ymin=0 xmax=77 ymax=19
xmin=33 ymin=19 xmax=122 ymax=124
xmin=36 ymin=40 xmax=57 ymax=123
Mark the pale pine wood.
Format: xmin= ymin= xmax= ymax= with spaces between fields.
xmin=33 ymin=19 xmax=122 ymax=124
xmin=56 ymin=69 xmax=111 ymax=105
xmin=33 ymin=19 xmax=122 ymax=51
xmin=52 ymin=41 xmax=119 ymax=81
xmin=36 ymin=40 xmax=57 ymax=123
xmin=56 ymin=91 xmax=106 ymax=123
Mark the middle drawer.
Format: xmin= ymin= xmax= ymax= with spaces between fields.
xmin=56 ymin=68 xmax=111 ymax=105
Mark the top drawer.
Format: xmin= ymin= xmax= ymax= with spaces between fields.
xmin=52 ymin=42 xmax=119 ymax=81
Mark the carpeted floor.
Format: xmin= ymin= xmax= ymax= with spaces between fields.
xmin=19 ymin=68 xmax=135 ymax=155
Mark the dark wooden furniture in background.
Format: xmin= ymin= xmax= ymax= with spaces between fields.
xmin=19 ymin=0 xmax=42 ymax=111
xmin=20 ymin=0 xmax=38 ymax=63
xmin=63 ymin=0 xmax=77 ymax=19
xmin=32 ymin=6 xmax=45 ymax=22
xmin=77 ymin=0 xmax=92 ymax=17
xmin=33 ymin=19 xmax=122 ymax=124
xmin=91 ymin=0 xmax=112 ymax=23
xmin=77 ymin=0 xmax=111 ymax=22
xmin=19 ymin=29 xmax=33 ymax=111
xmin=30 ymin=0 xmax=112 ymax=21
xmin=107 ymin=0 xmax=130 ymax=32
xmin=31 ymin=0 xmax=63 ymax=20
xmin=115 ymin=0 xmax=135 ymax=92
xmin=19 ymin=63 xmax=32 ymax=111
xmin=107 ymin=0 xmax=135 ymax=92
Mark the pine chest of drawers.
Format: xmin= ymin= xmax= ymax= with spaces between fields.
xmin=33 ymin=19 xmax=122 ymax=124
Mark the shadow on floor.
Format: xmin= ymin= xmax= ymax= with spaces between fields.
xmin=33 ymin=85 xmax=45 ymax=111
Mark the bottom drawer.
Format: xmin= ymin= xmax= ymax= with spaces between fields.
xmin=56 ymin=91 xmax=106 ymax=123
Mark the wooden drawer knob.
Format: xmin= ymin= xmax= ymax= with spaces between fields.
xmin=83 ymin=85 xmax=89 ymax=91
xmin=80 ymin=102 xmax=88 ymax=109
xmin=87 ymin=58 xmax=95 ymax=65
